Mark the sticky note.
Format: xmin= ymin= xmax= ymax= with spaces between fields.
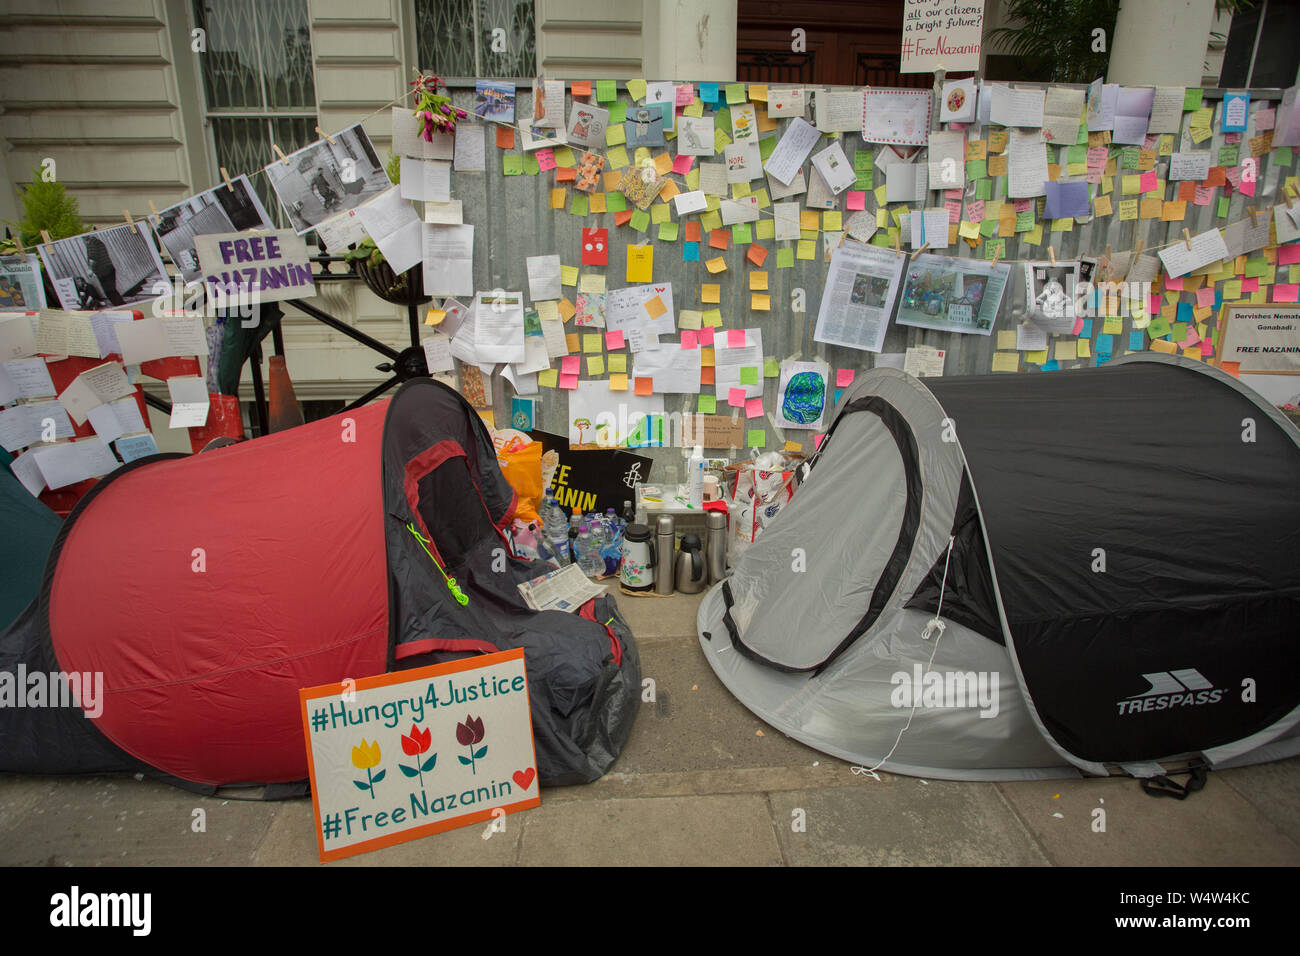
xmin=836 ymin=369 xmax=855 ymax=387
xmin=587 ymin=356 xmax=605 ymax=376
xmin=698 ymin=395 xmax=716 ymax=413
xmin=627 ymin=244 xmax=654 ymax=282
xmin=560 ymin=265 xmax=578 ymax=286
xmin=606 ymin=330 xmax=625 ymax=350
xmin=728 ymin=387 xmax=746 ymax=407
xmin=633 ymin=376 xmax=653 ymax=396
xmin=702 ymin=283 xmax=721 ymax=303
xmin=710 ymin=230 xmax=730 ymax=250
xmin=538 ymin=369 xmax=558 ymax=388
xmin=596 ymin=80 xmax=617 ymax=102
xmin=740 ymin=366 xmax=759 ymax=385
xmin=560 ymin=373 xmax=579 ymax=390
xmin=751 ymin=294 xmax=770 ymax=311
xmin=681 ymin=330 xmax=698 ymax=349
xmin=749 ymin=271 xmax=768 ymax=290
xmin=747 ymin=244 xmax=768 ymax=267
xmin=565 ymin=333 xmax=580 ymax=353
xmin=503 ymin=155 xmax=523 ymax=175
xmin=796 ymin=240 xmax=815 ymax=260
xmin=702 ymin=308 xmax=723 ymax=327
xmin=608 ymin=353 xmax=627 ymax=373
xmin=745 ymin=398 xmax=763 ymax=418
xmin=747 ymin=429 xmax=765 ymax=448
xmin=706 ymin=256 xmax=727 ymax=274
xmin=727 ymin=329 xmax=747 ymax=348
xmin=583 ymin=334 xmax=601 ymax=353
xmin=609 ymin=374 xmax=628 ymax=391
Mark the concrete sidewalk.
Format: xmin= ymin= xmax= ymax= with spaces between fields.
xmin=1 ymin=586 xmax=1297 ymax=866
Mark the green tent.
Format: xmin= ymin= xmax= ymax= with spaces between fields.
xmin=0 ymin=451 xmax=62 ymax=631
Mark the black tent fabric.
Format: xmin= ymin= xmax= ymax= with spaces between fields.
xmin=920 ymin=359 xmax=1300 ymax=766
xmin=0 ymin=451 xmax=62 ymax=632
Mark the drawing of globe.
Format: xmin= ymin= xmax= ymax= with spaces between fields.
xmin=782 ymin=371 xmax=825 ymax=424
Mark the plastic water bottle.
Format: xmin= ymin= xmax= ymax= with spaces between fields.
xmin=577 ymin=524 xmax=604 ymax=578
xmin=542 ymin=495 xmax=571 ymax=564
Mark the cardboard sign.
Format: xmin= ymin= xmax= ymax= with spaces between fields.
xmin=1218 ymin=304 xmax=1300 ymax=374
xmin=299 ymin=648 xmax=540 ymax=862
xmin=195 ymin=229 xmax=316 ymax=304
xmin=901 ymin=0 xmax=985 ymax=74
xmin=529 ymin=429 xmax=653 ymax=513
xmin=683 ymin=413 xmax=747 ymax=449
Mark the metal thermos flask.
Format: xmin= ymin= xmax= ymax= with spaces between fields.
xmin=654 ymin=515 xmax=676 ymax=595
xmin=706 ymin=511 xmax=728 ymax=584
xmin=674 ymin=533 xmax=707 ymax=594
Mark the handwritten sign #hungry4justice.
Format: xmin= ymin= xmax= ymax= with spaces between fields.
xmin=194 ymin=229 xmax=316 ymax=304
xmin=299 ymin=648 xmax=540 ymax=861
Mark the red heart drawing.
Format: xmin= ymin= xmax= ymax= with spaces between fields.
xmin=513 ymin=768 xmax=536 ymax=789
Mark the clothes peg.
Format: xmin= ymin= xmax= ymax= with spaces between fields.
xmin=220 ymin=166 xmax=235 ymax=192
xmin=910 ymin=242 xmax=929 ymax=261
xmin=123 ymin=209 xmax=137 ymax=233
xmin=315 ymin=126 xmax=336 ymax=145
xmin=273 ymin=144 xmax=290 ymax=165
xmin=1183 ymin=228 xmax=1193 ymax=251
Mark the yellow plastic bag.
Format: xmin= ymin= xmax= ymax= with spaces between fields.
xmin=497 ymin=438 xmax=543 ymax=525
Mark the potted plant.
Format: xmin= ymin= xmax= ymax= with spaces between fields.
xmin=1 ymin=171 xmax=88 ymax=303
xmin=346 ymin=73 xmax=466 ymax=306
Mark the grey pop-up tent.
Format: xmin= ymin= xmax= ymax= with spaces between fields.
xmin=698 ymin=354 xmax=1300 ymax=781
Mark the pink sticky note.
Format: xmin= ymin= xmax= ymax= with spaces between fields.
xmin=1224 ymin=132 xmax=1242 ymax=144
xmin=605 ymin=329 xmax=625 ymax=349
xmin=537 ymin=149 xmax=557 ymax=171
xmin=681 ymin=330 xmax=698 ymax=349
xmin=673 ymin=154 xmax=694 ymax=175
xmin=1274 ymin=283 xmax=1300 ymax=303
xmin=944 ymin=200 xmax=962 ymax=224
xmin=1138 ymin=170 xmax=1157 ymax=193
xmin=836 ymin=368 xmax=855 ymax=387
xmin=1149 ymin=294 xmax=1162 ymax=314
xmin=1196 ymin=287 xmax=1215 ymax=307
xmin=698 ymin=327 xmax=715 ymax=346
xmin=1200 ymin=336 xmax=1214 ymax=356
xmin=728 ymin=387 xmax=747 ymax=408
xmin=1242 ymin=277 xmax=1260 ymax=293
xmin=1181 ymin=328 xmax=1201 ymax=348
xmin=727 ymin=329 xmax=746 ymax=347
xmin=1072 ymin=316 xmax=1084 ymax=336
xmin=944 ymin=188 xmax=963 ymax=201
xmin=846 ymin=191 xmax=866 ymax=211
xmin=1239 ymin=173 xmax=1256 ymax=198
xmin=1279 ymin=243 xmax=1300 ymax=265
xmin=1194 ymin=185 xmax=1213 ymax=206
xmin=1255 ymin=108 xmax=1276 ymax=131
xmin=967 ymin=200 xmax=985 ymax=223
xmin=813 ymin=434 xmax=825 ymax=450
xmin=561 ymin=355 xmax=580 ymax=374
xmin=1165 ymin=276 xmax=1184 ymax=291
xmin=559 ymin=372 xmax=579 ymax=390
xmin=675 ymin=84 xmax=694 ymax=106
xmin=745 ymin=398 xmax=763 ymax=419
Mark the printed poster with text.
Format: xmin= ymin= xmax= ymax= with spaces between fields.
xmin=900 ymin=0 xmax=985 ymax=74
xmin=300 ymin=648 xmax=540 ymax=861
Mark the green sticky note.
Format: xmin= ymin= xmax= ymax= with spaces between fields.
xmin=630 ymin=209 xmax=651 ymax=233
xmin=503 ymin=155 xmax=523 ymax=176
xmin=700 ymin=210 xmax=723 ymax=233
xmin=1171 ymin=321 xmax=1188 ymax=341
xmin=1244 ymin=256 xmax=1269 ymax=278
xmin=1216 ymin=196 xmax=1229 ymax=218
xmin=739 ymin=365 xmax=759 ymax=385
xmin=1148 ymin=314 xmax=1172 ymax=339
xmin=657 ymin=221 xmax=679 ymax=242
xmin=776 ymin=247 xmax=795 ymax=268
xmin=626 ymin=78 xmax=647 ymax=102
xmin=1066 ymin=145 xmax=1087 ymax=164
xmin=976 ymin=178 xmax=992 ymax=200
xmin=1015 ymin=211 xmax=1035 ymax=232
xmin=698 ymin=395 xmax=716 ymax=414
xmin=715 ymin=107 xmax=731 ymax=132
xmin=732 ymin=223 xmax=752 ymax=245
xmin=569 ymin=193 xmax=589 ymax=217
xmin=1218 ymin=143 xmax=1239 ymax=166
xmin=983 ymin=238 xmax=1005 ymax=261
xmin=725 ymin=83 xmax=745 ymax=104
xmin=979 ymin=217 xmax=998 ymax=238
xmin=966 ymin=159 xmax=987 ymax=181
xmin=523 ymin=153 xmax=540 ymax=175
xmin=554 ymin=147 xmax=576 ymax=168
xmin=1121 ymin=146 xmax=1140 ymax=170
xmin=764 ymin=357 xmax=779 ymax=378
xmin=854 ymin=151 xmax=874 ymax=190
xmin=758 ymin=135 xmax=777 ymax=160
xmin=1277 ymin=146 xmax=1294 ymax=165
xmin=609 ymin=101 xmax=627 ymax=123
xmin=755 ymin=219 xmax=775 ymax=240
xmin=606 ymin=192 xmax=628 ymax=212
xmin=746 ymin=428 xmax=765 ymax=448
xmin=596 ymin=80 xmax=617 ymax=102
xmin=1183 ymin=88 xmax=1202 ymax=111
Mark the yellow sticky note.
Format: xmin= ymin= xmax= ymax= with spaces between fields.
xmin=583 ymin=333 xmax=602 ymax=353
xmin=645 ymin=294 xmax=667 ymax=319
xmin=538 ymin=369 xmax=558 ymax=388
xmin=800 ymin=209 xmax=820 ymax=231
xmin=749 ymin=271 xmax=768 ymax=290
xmin=1055 ymin=340 xmax=1077 ymax=361
xmin=751 ymin=293 xmax=770 ymax=311
xmin=701 ymin=283 xmax=721 ymax=303
xmin=565 ymin=332 xmax=580 ymax=353
xmin=587 ymin=355 xmax=605 ymax=376
xmin=1102 ymin=316 xmax=1123 ymax=335
xmin=650 ymin=203 xmax=671 ymax=224
xmin=560 ymin=265 xmax=578 ymax=286
xmin=701 ymin=347 xmax=716 ymax=367
xmin=1026 ymin=349 xmax=1049 ymax=364
xmin=1052 ymin=218 xmax=1073 ymax=232
xmin=627 ymin=244 xmax=654 ymax=282
xmin=705 ymin=256 xmax=727 ymax=274
xmin=823 ymin=211 xmax=842 ymax=231
xmin=588 ymin=192 xmax=607 ymax=213
xmin=607 ymin=353 xmax=627 ymax=373
xmin=796 ymin=239 xmax=815 ymax=260
xmin=748 ymin=84 xmax=768 ymax=102
xmin=702 ymin=308 xmax=723 ymax=327
xmin=732 ymin=181 xmax=752 ymax=198
xmin=627 ymin=78 xmax=647 ymax=101
xmin=536 ymin=300 xmax=560 ymax=323
xmin=609 ymin=374 xmax=628 ymax=391
xmin=557 ymin=298 xmax=576 ymax=321
xmin=653 ymin=152 xmax=672 ymax=175
xmin=756 ymin=219 xmax=775 ymax=240
xmin=991 ymin=352 xmax=1019 ymax=372
xmin=958 ymin=220 xmax=980 ymax=240
xmin=580 ymin=274 xmax=606 ymax=294
xmin=424 ymin=308 xmax=446 ymax=326
xmin=1093 ymin=194 xmax=1113 ymax=217
xmin=1076 ymin=339 xmax=1091 ymax=358
xmin=997 ymin=330 xmax=1018 ymax=350
xmin=551 ymin=188 xmax=566 ymax=209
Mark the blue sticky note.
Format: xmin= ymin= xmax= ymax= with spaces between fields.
xmin=834 ymin=388 xmax=844 ymax=406
xmin=1213 ymin=290 xmax=1222 ymax=310
xmin=683 ymin=241 xmax=700 ymax=262
xmin=1129 ymin=331 xmax=1145 ymax=351
xmin=1043 ymin=180 xmax=1090 ymax=219
xmin=1080 ymin=319 xmax=1093 ymax=338
xmin=115 ymin=433 xmax=159 ymax=463
xmin=1176 ymin=302 xmax=1193 ymax=325
xmin=1221 ymin=93 xmax=1250 ymax=133
xmin=1096 ymin=334 xmax=1113 ymax=356
xmin=700 ymin=82 xmax=719 ymax=104
xmin=1043 ymin=360 xmax=1060 ymax=372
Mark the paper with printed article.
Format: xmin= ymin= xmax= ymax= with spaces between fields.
xmin=517 ymin=563 xmax=606 ymax=613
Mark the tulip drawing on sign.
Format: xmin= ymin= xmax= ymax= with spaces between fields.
xmin=399 ymin=723 xmax=437 ymax=788
xmin=456 ymin=715 xmax=487 ymax=775
xmin=351 ymin=739 xmax=385 ymax=799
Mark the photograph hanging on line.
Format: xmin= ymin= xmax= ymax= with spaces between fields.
xmin=896 ymin=254 xmax=1012 ymax=336
xmin=37 ymin=222 xmax=167 ymax=312
xmin=152 ymin=174 xmax=275 ymax=281
xmin=264 ymin=123 xmax=389 ymax=234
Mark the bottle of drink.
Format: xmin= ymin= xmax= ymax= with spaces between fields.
xmin=541 ymin=495 xmax=570 ymax=564
xmin=577 ymin=524 xmax=604 ymax=578
xmin=568 ymin=512 xmax=581 ymax=564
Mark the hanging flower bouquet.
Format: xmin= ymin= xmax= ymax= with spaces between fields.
xmin=411 ymin=72 xmax=467 ymax=141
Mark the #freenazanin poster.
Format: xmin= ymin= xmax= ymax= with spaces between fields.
xmin=299 ymin=648 xmax=540 ymax=861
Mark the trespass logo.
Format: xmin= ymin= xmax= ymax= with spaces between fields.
xmin=1115 ymin=668 xmax=1224 ymax=716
